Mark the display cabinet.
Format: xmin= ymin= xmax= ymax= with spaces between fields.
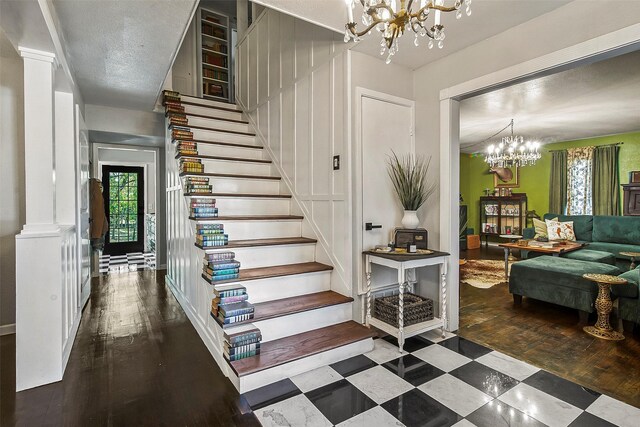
xmin=480 ymin=194 xmax=527 ymax=246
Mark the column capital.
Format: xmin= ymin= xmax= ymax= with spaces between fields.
xmin=18 ymin=47 xmax=58 ymax=67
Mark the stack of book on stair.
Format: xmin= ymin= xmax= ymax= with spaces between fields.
xmin=195 ymin=223 xmax=229 ymax=247
xmin=167 ymin=112 xmax=188 ymax=126
xmin=165 ymin=101 xmax=185 ymax=115
xmin=203 ymin=251 xmax=240 ymax=282
xmin=184 ymin=176 xmax=211 ymax=194
xmin=179 ymin=158 xmax=204 ymax=174
xmin=177 ymin=141 xmax=198 ymax=156
xmin=223 ymin=324 xmax=261 ymax=361
xmin=210 ymin=284 xmax=255 ymax=326
xmin=170 ymin=125 xmax=193 ymax=141
xmin=162 ymin=90 xmax=181 ymax=105
xmin=190 ymin=198 xmax=217 ymax=218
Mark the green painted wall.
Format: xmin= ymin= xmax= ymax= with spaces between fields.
xmin=460 ymin=131 xmax=640 ymax=235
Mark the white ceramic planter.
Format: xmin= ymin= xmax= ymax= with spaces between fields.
xmin=401 ymin=210 xmax=419 ymax=229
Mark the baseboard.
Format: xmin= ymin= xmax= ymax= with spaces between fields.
xmin=0 ymin=323 xmax=16 ymax=336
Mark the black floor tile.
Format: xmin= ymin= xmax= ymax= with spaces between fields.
xmin=382 ymin=334 xmax=434 ymax=352
xmin=449 ymin=361 xmax=518 ymax=398
xmin=523 ymin=370 xmax=600 ymax=410
xmin=568 ymin=412 xmax=617 ymax=427
xmin=439 ymin=336 xmax=493 ymax=359
xmin=305 ymin=379 xmax=376 ymax=425
xmin=467 ymin=400 xmax=547 ymax=427
xmin=330 ymin=355 xmax=377 ymax=377
xmin=382 ymin=354 xmax=445 ymax=387
xmin=242 ymin=378 xmax=301 ymax=410
xmin=381 ymin=388 xmax=462 ymax=427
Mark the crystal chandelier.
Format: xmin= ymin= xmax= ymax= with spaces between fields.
xmin=343 ymin=0 xmax=472 ymax=64
xmin=484 ymin=119 xmax=541 ymax=167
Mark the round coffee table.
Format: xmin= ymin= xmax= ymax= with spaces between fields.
xmin=619 ymin=251 xmax=640 ymax=270
xmin=582 ymin=273 xmax=628 ymax=341
xmin=500 ymin=234 xmax=523 ymax=261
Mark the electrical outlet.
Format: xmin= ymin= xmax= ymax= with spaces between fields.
xmin=333 ymin=155 xmax=340 ymax=170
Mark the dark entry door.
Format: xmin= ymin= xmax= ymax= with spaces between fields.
xmin=102 ymin=165 xmax=145 ymax=255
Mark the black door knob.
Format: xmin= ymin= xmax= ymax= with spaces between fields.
xmin=365 ymin=223 xmax=382 ymax=231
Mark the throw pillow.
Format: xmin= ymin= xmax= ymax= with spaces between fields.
xmin=545 ymin=219 xmax=577 ymax=241
xmin=533 ymin=217 xmax=558 ymax=239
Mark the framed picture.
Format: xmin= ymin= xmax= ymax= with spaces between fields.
xmin=493 ymin=165 xmax=520 ymax=188
xmin=630 ymin=171 xmax=640 ymax=183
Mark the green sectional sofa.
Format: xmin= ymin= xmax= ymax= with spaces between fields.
xmin=522 ymin=214 xmax=640 ymax=269
xmin=612 ymin=266 xmax=640 ymax=326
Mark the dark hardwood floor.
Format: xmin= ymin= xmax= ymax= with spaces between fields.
xmin=459 ymin=245 xmax=640 ymax=408
xmin=0 ymin=270 xmax=260 ymax=426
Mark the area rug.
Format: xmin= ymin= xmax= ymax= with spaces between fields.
xmin=460 ymin=259 xmax=514 ymax=289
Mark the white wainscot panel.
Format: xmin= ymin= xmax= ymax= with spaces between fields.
xmin=311 ymin=64 xmax=331 ymax=196
xmin=332 ymin=200 xmax=348 ymax=273
xmin=332 ymin=54 xmax=346 ymax=196
xmin=280 ymin=14 xmax=295 ymax=88
xmin=295 ymin=76 xmax=310 ymax=197
xmin=312 ymin=200 xmax=332 ymax=247
xmin=257 ymin=15 xmax=269 ymax=104
xmin=268 ymin=11 xmax=281 ymax=96
xmin=281 ymin=86 xmax=295 ymax=180
xmin=312 ymin=25 xmax=333 ymax=69
xmin=295 ymin=20 xmax=312 ymax=79
xmin=269 ymin=94 xmax=281 ymax=161
xmin=258 ymin=102 xmax=269 ymax=142
xmin=248 ymin=30 xmax=258 ymax=111
xmin=239 ymin=41 xmax=248 ymax=107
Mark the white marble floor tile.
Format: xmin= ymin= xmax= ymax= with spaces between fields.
xmin=419 ymin=329 xmax=456 ymax=343
xmin=254 ymin=394 xmax=332 ymax=427
xmin=347 ymin=365 xmax=414 ymax=404
xmin=452 ymin=420 xmax=477 ymax=427
xmin=290 ymin=365 xmax=343 ymax=393
xmin=498 ymin=383 xmax=582 ymax=427
xmin=364 ymin=338 xmax=407 ymax=364
xmin=475 ymin=351 xmax=539 ymax=381
xmin=586 ymin=394 xmax=640 ymax=427
xmin=412 ymin=344 xmax=472 ymax=372
xmin=418 ymin=374 xmax=492 ymax=417
xmin=336 ymin=405 xmax=405 ymax=427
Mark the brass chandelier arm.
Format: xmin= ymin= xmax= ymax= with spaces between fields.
xmin=347 ymin=20 xmax=384 ymax=38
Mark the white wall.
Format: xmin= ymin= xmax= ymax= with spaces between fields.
xmin=85 ymin=104 xmax=164 ymax=140
xmin=237 ymin=9 xmax=353 ymax=296
xmin=0 ymin=41 xmax=24 ymax=329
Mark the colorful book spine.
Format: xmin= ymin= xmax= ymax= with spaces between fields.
xmin=227 ymin=335 xmax=262 ymax=347
xmin=225 ymin=349 xmax=260 ymax=361
xmin=208 ymin=261 xmax=241 ymax=270
xmin=214 ymin=294 xmax=248 ymax=305
xmin=205 ymin=251 xmax=236 ymax=262
xmin=218 ymin=312 xmax=253 ymax=325
xmin=208 ymin=272 xmax=239 ymax=281
xmin=215 ymin=289 xmax=246 ymax=298
xmin=220 ymin=306 xmax=254 ymax=318
xmin=225 ymin=343 xmax=261 ymax=356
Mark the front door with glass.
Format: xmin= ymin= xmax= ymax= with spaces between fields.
xmin=102 ymin=165 xmax=145 ymax=255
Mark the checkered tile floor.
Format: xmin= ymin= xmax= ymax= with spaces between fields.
xmin=98 ymin=252 xmax=156 ymax=274
xmin=243 ymin=330 xmax=639 ymax=427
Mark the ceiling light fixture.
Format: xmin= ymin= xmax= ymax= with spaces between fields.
xmin=343 ymin=0 xmax=472 ymax=64
xmin=485 ymin=119 xmax=541 ymax=167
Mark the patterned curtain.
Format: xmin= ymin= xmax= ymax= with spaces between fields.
xmin=566 ymin=146 xmax=594 ymax=215
xmin=593 ymin=145 xmax=620 ymax=215
xmin=549 ymin=150 xmax=567 ymax=215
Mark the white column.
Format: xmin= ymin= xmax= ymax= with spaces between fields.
xmin=18 ymin=47 xmax=59 ymax=234
xmin=54 ymin=91 xmax=77 ymax=225
xmin=237 ymin=0 xmax=249 ymax=39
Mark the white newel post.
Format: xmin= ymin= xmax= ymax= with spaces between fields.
xmin=15 ymin=48 xmax=80 ymax=392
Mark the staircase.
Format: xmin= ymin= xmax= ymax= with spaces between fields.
xmin=164 ymin=93 xmax=375 ymax=393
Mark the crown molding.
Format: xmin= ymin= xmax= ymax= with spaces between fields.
xmin=18 ymin=46 xmax=58 ymax=67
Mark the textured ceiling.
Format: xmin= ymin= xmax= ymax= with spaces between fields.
xmin=257 ymin=0 xmax=571 ymax=70
xmin=459 ymin=49 xmax=640 ymax=153
xmin=53 ymin=0 xmax=197 ymax=110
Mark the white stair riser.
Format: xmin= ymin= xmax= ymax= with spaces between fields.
xmin=205 ymin=176 xmax=280 ymax=194
xmin=214 ymin=197 xmax=291 ymax=216
xmin=201 ymin=158 xmax=272 ymax=175
xmin=242 ymin=271 xmax=331 ymax=304
xmin=253 ymin=302 xmax=352 ymax=343
xmin=192 ymin=128 xmax=256 ymax=146
xmin=196 ymin=220 xmax=301 ymax=240
xmin=235 ymin=338 xmax=374 ymax=393
xmin=187 ymin=116 xmax=250 ymax=133
xmin=181 ymin=95 xmax=241 ymax=111
xmin=197 ymin=144 xmax=265 ymax=160
xmin=202 ymin=244 xmax=315 ymax=269
xmin=183 ymin=104 xmax=244 ymax=121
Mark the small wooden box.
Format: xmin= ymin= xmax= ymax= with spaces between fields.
xmin=467 ymin=234 xmax=481 ymax=250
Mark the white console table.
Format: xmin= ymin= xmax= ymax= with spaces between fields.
xmin=364 ymin=250 xmax=450 ymax=352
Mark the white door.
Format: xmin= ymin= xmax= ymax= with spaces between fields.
xmin=358 ymin=90 xmax=414 ymax=292
xmin=76 ymin=105 xmax=91 ymax=307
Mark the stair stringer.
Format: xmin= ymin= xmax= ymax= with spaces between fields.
xmin=238 ymin=105 xmax=351 ymax=300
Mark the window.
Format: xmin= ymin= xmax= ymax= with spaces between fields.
xmin=566 ymin=147 xmax=594 ymax=215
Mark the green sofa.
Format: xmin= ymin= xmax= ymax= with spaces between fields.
xmin=612 ymin=266 xmax=640 ymax=326
xmin=522 ymin=214 xmax=640 ymax=269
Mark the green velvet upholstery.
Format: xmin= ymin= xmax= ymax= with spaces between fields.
xmin=509 ymin=256 xmax=621 ymax=313
xmin=592 ymin=215 xmax=640 ymax=245
xmin=563 ymin=249 xmax=616 ymax=265
xmin=615 ymin=266 xmax=640 ymax=323
xmin=522 ymin=227 xmax=535 ymax=240
xmin=613 ymin=268 xmax=640 ymax=298
xmin=544 ymin=213 xmax=594 ymax=242
xmin=618 ymin=297 xmax=639 ymax=324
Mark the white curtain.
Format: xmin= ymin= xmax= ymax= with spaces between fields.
xmin=566 ymin=146 xmax=594 ymax=215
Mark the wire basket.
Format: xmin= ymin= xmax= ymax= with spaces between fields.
xmin=373 ymin=292 xmax=434 ymax=328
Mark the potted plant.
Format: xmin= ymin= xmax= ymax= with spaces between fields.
xmin=386 ymin=151 xmax=437 ymax=229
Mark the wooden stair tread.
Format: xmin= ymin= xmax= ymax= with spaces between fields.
xmin=190 ymin=215 xmax=303 ymax=221
xmin=213 ymin=290 xmax=351 ymax=329
xmin=230 ymin=321 xmax=375 ymax=376
xmin=179 ymin=171 xmax=280 ymax=180
xmin=182 ymin=111 xmax=249 ymax=124
xmin=185 ymin=123 xmax=256 ymax=136
xmin=184 ymin=192 xmax=291 ymax=198
xmin=175 ymin=139 xmax=263 ymax=150
xmin=175 ymin=153 xmax=271 ymax=164
xmin=195 ymin=237 xmax=316 ymax=250
xmin=202 ymin=261 xmax=332 ymax=284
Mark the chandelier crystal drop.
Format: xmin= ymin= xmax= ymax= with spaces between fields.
xmin=343 ymin=0 xmax=472 ymax=63
xmin=484 ymin=119 xmax=542 ymax=168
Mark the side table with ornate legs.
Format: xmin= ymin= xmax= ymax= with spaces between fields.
xmin=619 ymin=251 xmax=640 ymax=270
xmin=582 ymin=273 xmax=628 ymax=341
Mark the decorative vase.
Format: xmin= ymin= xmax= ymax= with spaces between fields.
xmin=401 ymin=210 xmax=419 ymax=229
